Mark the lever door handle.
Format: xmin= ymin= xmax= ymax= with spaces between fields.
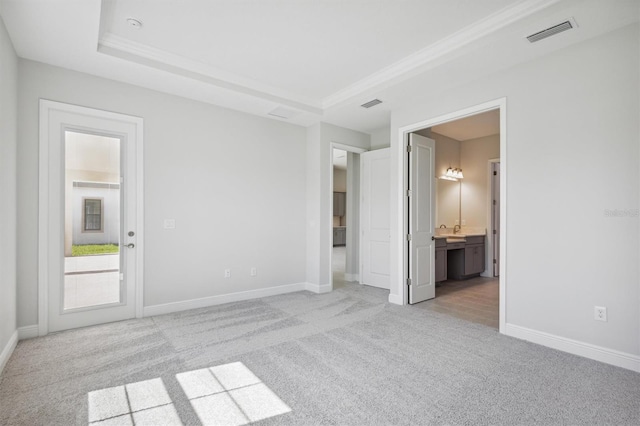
xmin=126 ymin=243 xmax=135 ymax=249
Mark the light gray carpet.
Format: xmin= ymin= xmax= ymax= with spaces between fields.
xmin=1 ymin=282 xmax=639 ymax=425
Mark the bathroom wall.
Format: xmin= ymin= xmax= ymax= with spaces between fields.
xmin=460 ymin=134 xmax=500 ymax=228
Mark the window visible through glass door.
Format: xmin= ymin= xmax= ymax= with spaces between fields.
xmin=64 ymin=131 xmax=122 ymax=310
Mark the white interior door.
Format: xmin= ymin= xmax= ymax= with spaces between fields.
xmin=408 ymin=133 xmax=435 ymax=304
xmin=40 ymin=100 xmax=143 ymax=333
xmin=360 ymin=148 xmax=390 ymax=289
xmin=492 ymin=162 xmax=500 ymax=277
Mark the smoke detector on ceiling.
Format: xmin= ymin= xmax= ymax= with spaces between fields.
xmin=526 ymin=17 xmax=577 ymax=43
xmin=361 ymin=99 xmax=382 ymax=109
xmin=126 ymin=18 xmax=143 ymax=29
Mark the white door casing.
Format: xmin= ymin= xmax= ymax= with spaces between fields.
xmin=39 ymin=100 xmax=143 ymax=335
xmin=492 ymin=161 xmax=501 ymax=277
xmin=408 ymin=133 xmax=435 ymax=304
xmin=360 ymin=148 xmax=391 ymax=289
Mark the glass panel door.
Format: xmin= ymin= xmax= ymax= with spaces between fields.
xmin=64 ymin=131 xmax=122 ymax=310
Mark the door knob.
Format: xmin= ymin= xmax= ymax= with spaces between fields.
xmin=126 ymin=243 xmax=135 ymax=249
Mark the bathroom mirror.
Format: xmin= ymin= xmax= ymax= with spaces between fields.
xmin=436 ymin=178 xmax=460 ymax=228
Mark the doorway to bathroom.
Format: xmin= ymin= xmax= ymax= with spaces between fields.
xmin=402 ymin=99 xmax=506 ymax=331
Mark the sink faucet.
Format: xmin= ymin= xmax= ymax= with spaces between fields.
xmin=439 ymin=224 xmax=447 ymax=228
xmin=453 ymin=224 xmax=461 ymax=234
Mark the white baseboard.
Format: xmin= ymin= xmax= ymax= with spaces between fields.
xmin=305 ymin=282 xmax=332 ymax=294
xmin=0 ymin=330 xmax=18 ymax=375
xmin=144 ymin=282 xmax=308 ymax=317
xmin=504 ymin=323 xmax=640 ymax=373
xmin=18 ymin=325 xmax=39 ymax=340
xmin=344 ymin=273 xmax=359 ymax=282
xmin=388 ymin=294 xmax=403 ymax=305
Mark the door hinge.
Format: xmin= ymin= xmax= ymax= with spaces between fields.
xmin=493 ymin=229 xmax=497 ymax=234
xmin=407 ymin=278 xmax=412 ymax=286
xmin=493 ymin=199 xmax=497 ymax=205
xmin=119 ymin=273 xmax=124 ymax=281
xmin=407 ymin=234 xmax=412 ymax=241
xmin=407 ymin=144 xmax=412 ymax=153
xmin=493 ymin=171 xmax=497 ymax=176
xmin=406 ymin=190 xmax=412 ymax=197
xmin=493 ymin=259 xmax=497 ymax=264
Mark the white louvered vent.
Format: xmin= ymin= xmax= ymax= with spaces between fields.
xmin=361 ymin=99 xmax=382 ymax=108
xmin=527 ymin=19 xmax=576 ymax=43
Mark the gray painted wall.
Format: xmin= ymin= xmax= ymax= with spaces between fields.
xmin=390 ymin=24 xmax=640 ymax=356
xmin=17 ymin=60 xmax=307 ymax=326
xmin=0 ymin=16 xmax=18 ymax=363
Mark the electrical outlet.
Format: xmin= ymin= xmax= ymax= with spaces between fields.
xmin=163 ymin=219 xmax=176 ymax=229
xmin=250 ymin=267 xmax=257 ymax=276
xmin=224 ymin=269 xmax=231 ymax=278
xmin=594 ymin=306 xmax=607 ymax=322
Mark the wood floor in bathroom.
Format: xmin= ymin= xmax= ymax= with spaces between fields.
xmin=427 ymin=276 xmax=499 ymax=329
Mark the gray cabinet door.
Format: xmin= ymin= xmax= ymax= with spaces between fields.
xmin=464 ymin=244 xmax=485 ymax=275
xmin=435 ymin=247 xmax=447 ymax=282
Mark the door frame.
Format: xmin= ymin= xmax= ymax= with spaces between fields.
xmin=38 ymin=99 xmax=144 ymax=336
xmin=395 ymin=98 xmax=507 ymax=333
xmin=329 ymin=143 xmax=367 ymax=290
xmin=487 ymin=159 xmax=500 ymax=278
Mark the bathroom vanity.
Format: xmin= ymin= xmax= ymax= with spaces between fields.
xmin=434 ymin=233 xmax=486 ymax=282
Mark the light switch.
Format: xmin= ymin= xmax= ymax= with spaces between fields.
xmin=164 ymin=219 xmax=176 ymax=229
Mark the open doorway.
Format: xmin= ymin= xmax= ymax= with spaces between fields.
xmin=331 ymin=148 xmax=349 ymax=289
xmin=401 ymin=99 xmax=506 ymax=332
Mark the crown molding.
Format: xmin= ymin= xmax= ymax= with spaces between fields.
xmin=98 ymin=32 xmax=323 ymax=115
xmin=321 ymin=0 xmax=562 ymax=109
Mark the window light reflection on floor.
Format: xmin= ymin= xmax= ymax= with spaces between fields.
xmin=87 ymin=362 xmax=291 ymax=426
xmin=176 ymin=362 xmax=291 ymax=425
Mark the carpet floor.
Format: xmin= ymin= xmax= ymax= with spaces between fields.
xmin=1 ymin=281 xmax=639 ymax=425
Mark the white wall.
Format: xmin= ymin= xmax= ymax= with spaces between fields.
xmin=0 ymin=15 xmax=17 ymax=368
xmin=460 ymin=134 xmax=499 ymax=228
xmin=370 ymin=126 xmax=390 ymax=150
xmin=390 ymin=24 xmax=639 ymax=359
xmin=17 ymin=60 xmax=307 ymax=325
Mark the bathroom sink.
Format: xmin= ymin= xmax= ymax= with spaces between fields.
xmin=446 ymin=237 xmax=466 ymax=243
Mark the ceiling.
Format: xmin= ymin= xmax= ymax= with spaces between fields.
xmin=333 ymin=149 xmax=347 ymax=170
xmin=1 ymin=0 xmax=637 ymax=134
xmin=431 ymin=109 xmax=500 ymax=141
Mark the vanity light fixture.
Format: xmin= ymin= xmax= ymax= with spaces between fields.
xmin=442 ymin=167 xmax=464 ymax=180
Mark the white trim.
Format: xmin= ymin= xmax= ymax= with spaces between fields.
xmin=344 ymin=273 xmax=359 ymax=282
xmin=144 ymin=283 xmax=310 ymax=317
xmin=388 ymin=294 xmax=403 ymax=305
xmin=505 ymin=323 xmax=640 ymax=373
xmin=394 ymin=98 xmax=507 ymax=335
xmin=39 ymin=99 xmax=144 ymax=335
xmin=322 ymin=0 xmax=561 ymax=108
xmin=305 ymin=282 xmax=333 ymax=294
xmin=0 ymin=331 xmax=18 ymax=375
xmin=18 ymin=325 xmax=39 ymax=340
xmin=98 ymin=33 xmax=321 ymax=115
xmin=483 ymin=158 xmax=501 ymax=278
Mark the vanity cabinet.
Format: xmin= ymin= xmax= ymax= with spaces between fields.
xmin=435 ymin=238 xmax=447 ymax=282
xmin=446 ymin=235 xmax=486 ymax=280
xmin=333 ymin=192 xmax=346 ymax=217
xmin=464 ymin=236 xmax=485 ymax=276
xmin=333 ymin=227 xmax=346 ymax=246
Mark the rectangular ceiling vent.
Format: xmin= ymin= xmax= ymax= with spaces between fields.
xmin=527 ymin=19 xmax=576 ymax=43
xmin=361 ymin=99 xmax=382 ymax=108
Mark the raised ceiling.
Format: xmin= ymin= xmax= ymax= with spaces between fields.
xmin=431 ymin=109 xmax=500 ymax=141
xmin=1 ymin=0 xmax=637 ymax=133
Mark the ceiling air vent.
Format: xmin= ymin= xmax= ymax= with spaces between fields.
xmin=361 ymin=99 xmax=382 ymax=109
xmin=527 ymin=19 xmax=576 ymax=43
